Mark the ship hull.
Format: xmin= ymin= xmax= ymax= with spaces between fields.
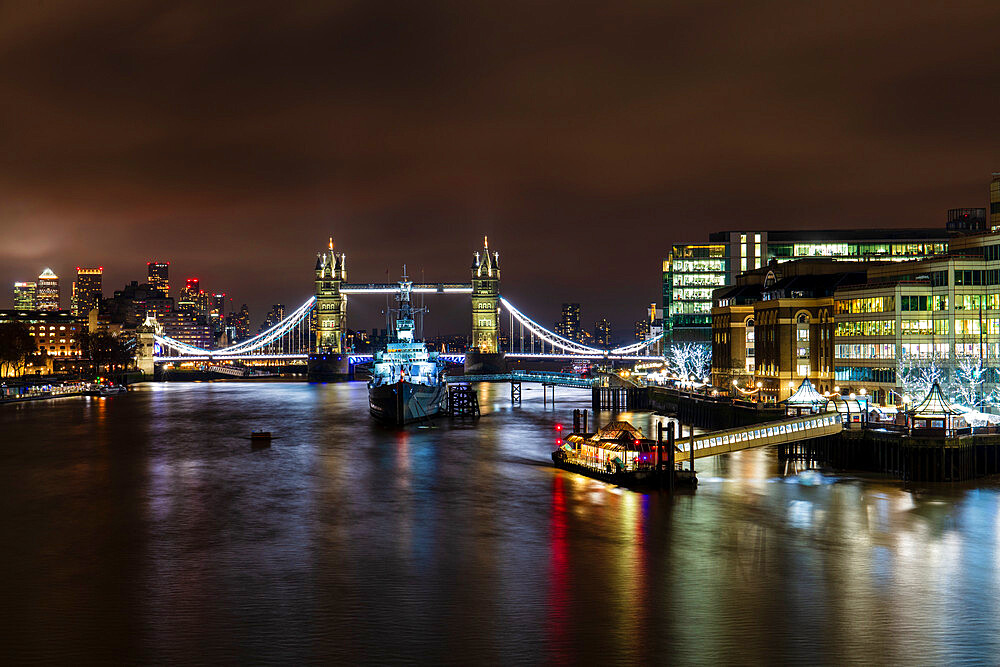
xmin=369 ymin=380 xmax=447 ymax=425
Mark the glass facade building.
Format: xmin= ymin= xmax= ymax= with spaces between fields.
xmin=13 ymin=282 xmax=36 ymax=310
xmin=831 ymin=229 xmax=1000 ymax=404
xmin=666 ymin=228 xmax=951 ymax=341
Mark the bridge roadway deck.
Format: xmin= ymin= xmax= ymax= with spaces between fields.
xmin=341 ymin=283 xmax=472 ymax=294
xmin=449 ymin=370 xmax=598 ymax=388
xmin=675 ymin=412 xmax=844 ymax=460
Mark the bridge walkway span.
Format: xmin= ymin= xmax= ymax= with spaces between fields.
xmin=677 ymin=412 xmax=844 ymax=460
xmin=448 ymin=370 xmax=598 ymax=389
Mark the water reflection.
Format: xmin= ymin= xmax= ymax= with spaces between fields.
xmin=1 ymin=382 xmax=999 ymax=662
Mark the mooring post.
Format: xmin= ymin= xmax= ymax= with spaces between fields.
xmin=656 ymin=422 xmax=663 ymax=470
xmin=667 ymin=422 xmax=676 ymax=491
xmin=689 ymin=423 xmax=696 ymax=471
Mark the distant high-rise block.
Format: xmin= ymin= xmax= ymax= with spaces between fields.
xmin=234 ymin=304 xmax=251 ymax=342
xmin=560 ymin=303 xmax=581 ymax=343
xmin=260 ymin=304 xmax=286 ymax=333
xmin=178 ymin=278 xmax=209 ymax=323
xmin=634 ymin=319 xmax=650 ymax=341
xmin=147 ymin=261 xmax=170 ymax=297
xmin=595 ymin=317 xmax=611 ymax=347
xmin=13 ymin=281 xmax=37 ymax=310
xmin=37 ymin=268 xmax=60 ymax=311
xmin=72 ymin=267 xmax=103 ymax=316
xmin=946 ymin=208 xmax=987 ymax=232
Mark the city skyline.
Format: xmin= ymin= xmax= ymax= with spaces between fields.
xmin=2 ymin=2 xmax=999 ymax=328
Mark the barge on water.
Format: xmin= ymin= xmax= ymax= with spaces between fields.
xmin=551 ymin=420 xmax=696 ymax=489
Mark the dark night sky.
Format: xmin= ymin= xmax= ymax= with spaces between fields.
xmin=1 ymin=1 xmax=999 ymax=335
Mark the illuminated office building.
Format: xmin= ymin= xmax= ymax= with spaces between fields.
xmin=36 ymin=268 xmax=60 ymax=311
xmin=72 ymin=267 xmax=103 ymax=316
xmin=13 ymin=282 xmax=36 ymax=310
xmin=830 ymin=230 xmax=1000 ymax=405
xmin=667 ymin=228 xmax=950 ymax=342
xmin=147 ymin=262 xmax=170 ymax=297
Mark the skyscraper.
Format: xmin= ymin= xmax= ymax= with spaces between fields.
xmin=991 ymin=173 xmax=1000 ymax=231
xmin=559 ymin=303 xmax=581 ymax=342
xmin=147 ymin=261 xmax=170 ymax=297
xmin=13 ymin=282 xmax=36 ymax=310
xmin=233 ymin=305 xmax=251 ymax=342
xmin=36 ymin=268 xmax=60 ymax=311
xmin=178 ymin=278 xmax=209 ymax=323
xmin=209 ymin=293 xmax=227 ymax=335
xmin=72 ymin=267 xmax=103 ymax=316
xmin=260 ymin=304 xmax=286 ymax=332
xmin=594 ymin=317 xmax=611 ymax=347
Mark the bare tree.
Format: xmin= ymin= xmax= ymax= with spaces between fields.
xmin=0 ymin=322 xmax=36 ymax=378
xmin=896 ymin=351 xmax=947 ymax=401
xmin=955 ymin=354 xmax=986 ymax=409
xmin=668 ymin=343 xmax=712 ymax=382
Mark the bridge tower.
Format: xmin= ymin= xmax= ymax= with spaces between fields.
xmin=134 ymin=313 xmax=161 ymax=377
xmin=465 ymin=236 xmax=507 ymax=373
xmin=308 ymin=238 xmax=351 ymax=380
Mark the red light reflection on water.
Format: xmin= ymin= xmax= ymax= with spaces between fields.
xmin=546 ymin=475 xmax=571 ymax=660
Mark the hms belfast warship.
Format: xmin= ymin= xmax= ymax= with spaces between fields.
xmin=368 ymin=274 xmax=448 ymax=424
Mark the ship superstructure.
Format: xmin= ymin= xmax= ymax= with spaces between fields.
xmin=368 ymin=273 xmax=447 ymax=424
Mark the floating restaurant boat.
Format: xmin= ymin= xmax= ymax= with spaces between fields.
xmin=368 ymin=273 xmax=447 ymax=425
xmin=552 ymin=420 xmax=696 ymax=489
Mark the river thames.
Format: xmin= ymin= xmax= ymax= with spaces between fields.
xmin=2 ymin=381 xmax=1000 ymax=664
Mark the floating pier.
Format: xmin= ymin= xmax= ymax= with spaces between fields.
xmin=552 ymin=411 xmax=696 ymax=490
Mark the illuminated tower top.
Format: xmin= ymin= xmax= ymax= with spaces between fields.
xmin=471 ymin=236 xmax=500 ymax=278
xmin=316 ymin=238 xmax=346 ymax=280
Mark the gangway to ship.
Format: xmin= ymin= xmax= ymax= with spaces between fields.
xmin=675 ymin=412 xmax=843 ymax=460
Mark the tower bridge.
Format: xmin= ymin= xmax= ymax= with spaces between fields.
xmin=146 ymin=236 xmax=665 ymax=376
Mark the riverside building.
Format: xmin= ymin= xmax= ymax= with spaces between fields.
xmin=711 ymin=260 xmax=866 ymax=402
xmin=831 ymin=230 xmax=1000 ymax=404
xmin=667 ymin=228 xmax=951 ymax=342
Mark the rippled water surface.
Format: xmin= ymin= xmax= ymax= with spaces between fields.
xmin=2 ymin=381 xmax=1000 ymax=664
